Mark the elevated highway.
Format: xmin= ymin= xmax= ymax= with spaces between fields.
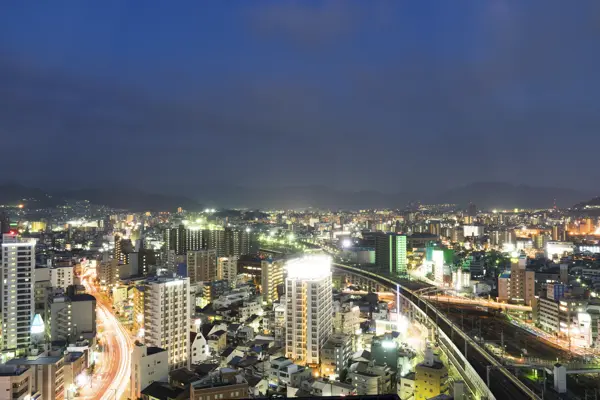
xmin=333 ymin=263 xmax=541 ymax=400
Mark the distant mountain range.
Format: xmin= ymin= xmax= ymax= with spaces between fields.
xmin=0 ymin=183 xmax=203 ymax=211
xmin=191 ymin=182 xmax=594 ymax=210
xmin=573 ymin=196 xmax=600 ymax=211
xmin=0 ymin=182 xmax=594 ymax=211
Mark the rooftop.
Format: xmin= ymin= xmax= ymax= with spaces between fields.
xmin=70 ymin=293 xmax=96 ymax=302
xmin=0 ymin=365 xmax=29 ymax=376
xmin=147 ymin=346 xmax=166 ymax=356
xmin=7 ymin=356 xmax=62 ymax=366
xmin=140 ymin=381 xmax=185 ymax=400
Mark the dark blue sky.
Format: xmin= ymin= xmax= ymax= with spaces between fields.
xmin=1 ymin=1 xmax=599 ymax=195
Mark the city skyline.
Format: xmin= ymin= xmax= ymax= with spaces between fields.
xmin=2 ymin=2 xmax=600 ymax=398
xmin=1 ymin=1 xmax=600 ymax=192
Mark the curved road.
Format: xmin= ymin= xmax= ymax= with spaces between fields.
xmin=80 ymin=276 xmax=133 ymax=400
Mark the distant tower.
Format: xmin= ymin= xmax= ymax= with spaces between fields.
xmin=467 ymin=203 xmax=477 ymax=217
xmin=0 ymin=213 xmax=9 ymax=235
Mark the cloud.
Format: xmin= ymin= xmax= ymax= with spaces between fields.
xmin=1 ymin=1 xmax=600 ymax=193
xmin=249 ymin=1 xmax=356 ymax=46
xmin=247 ymin=1 xmax=395 ymax=50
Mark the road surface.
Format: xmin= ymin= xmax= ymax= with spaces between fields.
xmin=424 ymin=294 xmax=533 ymax=312
xmin=78 ymin=276 xmax=133 ymax=400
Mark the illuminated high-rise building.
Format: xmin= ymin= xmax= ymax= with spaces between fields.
xmin=164 ymin=224 xmax=203 ymax=255
xmin=261 ymin=259 xmax=284 ymax=304
xmin=467 ymin=203 xmax=477 ymax=217
xmin=552 ymin=225 xmax=560 ymax=241
xmin=187 ymin=249 xmax=217 ymax=284
xmin=498 ymin=253 xmax=535 ymax=305
xmin=375 ymin=233 xmax=407 ymax=275
xmin=166 ymin=224 xmax=256 ymax=258
xmin=136 ymin=277 xmax=190 ymax=370
xmin=285 ymin=256 xmax=333 ymax=365
xmin=1 ymin=233 xmax=36 ymax=356
xmin=428 ymin=221 xmax=441 ymax=237
xmin=217 ymin=256 xmax=238 ymax=284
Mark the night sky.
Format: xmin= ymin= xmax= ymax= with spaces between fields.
xmin=1 ymin=1 xmax=599 ymax=195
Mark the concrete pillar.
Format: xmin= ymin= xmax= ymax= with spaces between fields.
xmin=453 ymin=381 xmax=466 ymax=400
xmin=553 ymin=363 xmax=567 ymax=393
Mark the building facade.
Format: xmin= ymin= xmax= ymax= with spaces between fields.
xmin=187 ymin=250 xmax=217 ymax=284
xmin=285 ymin=256 xmax=333 ymax=365
xmin=1 ymin=233 xmax=36 ymax=356
xmin=137 ymin=277 xmax=190 ymax=370
xmin=49 ymin=265 xmax=74 ymax=290
xmin=131 ymin=343 xmax=169 ymax=399
xmin=375 ymin=233 xmax=407 ymax=275
xmin=261 ymin=259 xmax=284 ymax=305
xmin=217 ymin=256 xmax=238 ymax=284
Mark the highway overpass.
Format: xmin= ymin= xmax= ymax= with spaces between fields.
xmin=332 ymin=263 xmax=542 ymax=400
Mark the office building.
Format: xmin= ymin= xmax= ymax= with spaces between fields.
xmin=34 ymin=267 xmax=51 ymax=316
xmin=261 ymin=259 xmax=284 ymax=305
xmin=414 ymin=348 xmax=448 ymax=400
xmin=202 ymin=229 xmax=225 ymax=258
xmin=0 ymin=213 xmax=10 ymax=235
xmin=348 ymin=362 xmax=393 ymax=395
xmin=136 ymin=277 xmax=190 ymax=369
xmin=333 ymin=302 xmax=360 ymax=335
xmin=547 ymin=283 xmax=566 ymax=301
xmin=320 ymin=333 xmax=351 ymax=378
xmin=49 ymin=265 xmax=74 ymax=290
xmin=166 ymin=225 xmax=255 ymax=258
xmin=114 ymin=235 xmax=133 ymax=264
xmin=47 ymin=293 xmax=97 ymax=342
xmin=29 ymin=221 xmax=46 ymax=233
xmin=187 ymin=249 xmax=217 ymax=284
xmin=131 ymin=343 xmax=169 ymax=399
xmin=546 ymin=241 xmax=574 ymax=259
xmin=375 ymin=233 xmax=407 ymax=275
xmin=130 ymin=249 xmax=155 ymax=277
xmin=538 ymin=297 xmax=589 ymax=339
xmin=497 ymin=253 xmax=535 ymax=305
xmin=0 ymin=365 xmax=32 ymax=400
xmin=7 ymin=353 xmax=65 ymax=400
xmin=463 ymin=225 xmax=484 ymax=238
xmin=1 ymin=233 xmax=36 ymax=356
xmin=165 ymin=224 xmax=203 ymax=256
xmin=467 ymin=203 xmax=477 ymax=217
xmin=285 ymin=256 xmax=333 ymax=365
xmin=217 ymin=256 xmax=238 ymax=284
xmin=428 ymin=221 xmax=441 ymax=237
xmin=371 ymin=336 xmax=400 ymax=372
xmin=96 ymin=260 xmax=122 ymax=286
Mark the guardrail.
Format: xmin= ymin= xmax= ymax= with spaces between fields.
xmin=332 ymin=263 xmax=541 ymax=400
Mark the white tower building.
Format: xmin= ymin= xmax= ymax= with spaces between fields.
xmin=285 ymin=255 xmax=333 ymax=365
xmin=1 ymin=233 xmax=36 ymax=357
xmin=140 ymin=277 xmax=190 ymax=370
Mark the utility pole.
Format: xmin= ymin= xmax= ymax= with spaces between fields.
xmin=501 ymin=330 xmax=505 ymax=361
